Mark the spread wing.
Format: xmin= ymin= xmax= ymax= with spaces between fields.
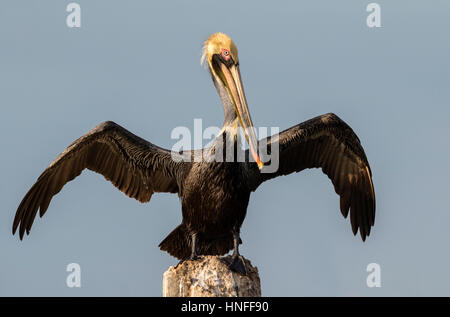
xmin=13 ymin=121 xmax=184 ymax=239
xmin=248 ymin=113 xmax=375 ymax=240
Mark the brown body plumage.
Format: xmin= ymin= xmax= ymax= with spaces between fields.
xmin=13 ymin=33 xmax=375 ymax=274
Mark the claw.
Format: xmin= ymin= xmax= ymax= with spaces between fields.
xmin=175 ymin=254 xmax=200 ymax=269
xmin=221 ymin=255 xmax=247 ymax=275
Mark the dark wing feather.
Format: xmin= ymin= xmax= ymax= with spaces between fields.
xmin=13 ymin=121 xmax=183 ymax=239
xmin=248 ymin=113 xmax=375 ymax=241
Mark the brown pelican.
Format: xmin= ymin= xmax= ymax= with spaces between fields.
xmin=13 ymin=33 xmax=375 ymax=274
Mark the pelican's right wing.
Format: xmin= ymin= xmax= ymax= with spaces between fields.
xmin=13 ymin=121 xmax=184 ymax=239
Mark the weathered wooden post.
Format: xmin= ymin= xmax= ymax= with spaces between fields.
xmin=162 ymin=256 xmax=261 ymax=297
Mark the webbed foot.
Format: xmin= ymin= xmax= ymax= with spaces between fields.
xmin=221 ymin=255 xmax=247 ymax=275
xmin=175 ymin=254 xmax=200 ymax=269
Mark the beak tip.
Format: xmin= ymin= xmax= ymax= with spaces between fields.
xmin=257 ymin=160 xmax=264 ymax=170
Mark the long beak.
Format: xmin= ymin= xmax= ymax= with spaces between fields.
xmin=219 ymin=62 xmax=264 ymax=170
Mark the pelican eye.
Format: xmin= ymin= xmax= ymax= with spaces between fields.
xmin=221 ymin=49 xmax=230 ymax=59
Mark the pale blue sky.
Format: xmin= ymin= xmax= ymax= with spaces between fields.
xmin=1 ymin=0 xmax=449 ymax=296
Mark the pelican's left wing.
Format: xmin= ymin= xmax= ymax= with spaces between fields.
xmin=248 ymin=113 xmax=375 ymax=240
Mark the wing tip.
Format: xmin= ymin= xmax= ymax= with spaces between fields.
xmin=360 ymin=229 xmax=367 ymax=242
xmin=19 ymin=227 xmax=25 ymax=240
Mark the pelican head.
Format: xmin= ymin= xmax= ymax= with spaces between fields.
xmin=202 ymin=33 xmax=263 ymax=169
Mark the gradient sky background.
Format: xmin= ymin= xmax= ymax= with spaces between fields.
xmin=1 ymin=0 xmax=449 ymax=296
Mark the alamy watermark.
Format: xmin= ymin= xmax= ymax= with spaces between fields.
xmin=366 ymin=263 xmax=381 ymax=288
xmin=66 ymin=263 xmax=81 ymax=288
xmin=66 ymin=3 xmax=81 ymax=28
xmin=170 ymin=119 xmax=280 ymax=173
xmin=366 ymin=3 xmax=381 ymax=28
